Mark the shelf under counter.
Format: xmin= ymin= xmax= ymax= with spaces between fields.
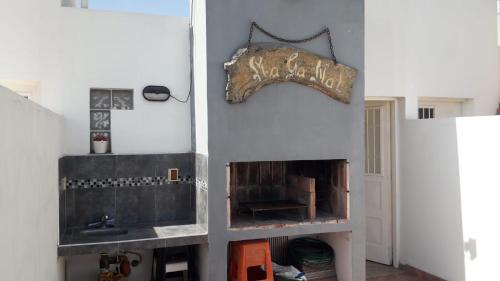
xmin=58 ymin=224 xmax=207 ymax=256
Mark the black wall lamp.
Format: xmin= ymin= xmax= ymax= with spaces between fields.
xmin=142 ymin=86 xmax=171 ymax=102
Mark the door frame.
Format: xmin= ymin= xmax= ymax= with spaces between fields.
xmin=365 ymin=97 xmax=401 ymax=268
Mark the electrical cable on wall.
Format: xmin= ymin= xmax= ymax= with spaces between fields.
xmin=145 ymin=4 xmax=192 ymax=103
xmin=169 ymin=21 xmax=194 ymax=103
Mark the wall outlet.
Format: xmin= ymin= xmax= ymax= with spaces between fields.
xmin=168 ymin=168 xmax=179 ymax=182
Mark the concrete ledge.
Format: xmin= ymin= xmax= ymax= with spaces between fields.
xmin=226 ymin=220 xmax=352 ymax=241
xmin=58 ymin=224 xmax=207 ymax=256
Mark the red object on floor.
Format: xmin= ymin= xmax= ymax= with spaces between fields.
xmin=229 ymin=239 xmax=274 ymax=281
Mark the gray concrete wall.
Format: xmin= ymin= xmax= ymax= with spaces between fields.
xmin=202 ymin=1 xmax=365 ymax=280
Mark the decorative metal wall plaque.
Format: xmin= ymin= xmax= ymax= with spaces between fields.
xmin=224 ymin=22 xmax=357 ymax=104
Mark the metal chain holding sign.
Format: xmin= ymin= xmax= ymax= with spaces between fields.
xmin=224 ymin=21 xmax=357 ymax=104
xmin=247 ymin=21 xmax=337 ymax=64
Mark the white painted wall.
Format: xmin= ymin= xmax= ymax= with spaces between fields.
xmin=0 ymin=0 xmax=62 ymax=110
xmin=0 ymin=86 xmax=64 ymax=281
xmin=0 ymin=0 xmax=192 ymax=155
xmin=192 ymin=0 xmax=208 ymax=154
xmin=366 ymin=0 xmax=499 ymax=117
xmin=456 ymin=116 xmax=500 ymax=281
xmin=367 ymin=2 xmax=499 ymax=276
xmin=399 ymin=115 xmax=500 ymax=280
xmin=418 ymin=98 xmax=465 ymax=118
xmin=58 ymin=8 xmax=191 ymax=154
xmin=400 ymin=118 xmax=465 ymax=280
xmin=0 ymin=0 xmax=43 ymax=80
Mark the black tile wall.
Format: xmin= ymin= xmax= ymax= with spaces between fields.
xmin=60 ymin=155 xmax=116 ymax=180
xmin=156 ymin=184 xmax=195 ymax=224
xmin=59 ymin=153 xmax=200 ymax=232
xmin=73 ymin=188 xmax=116 ymax=228
xmin=59 ymin=154 xmax=194 ymax=180
xmin=155 ymin=153 xmax=194 ymax=177
xmin=61 ymin=184 xmax=196 ymax=231
xmin=116 ymin=186 xmax=155 ymax=226
xmin=59 ymin=190 xmax=66 ymax=236
xmin=115 ymin=155 xmax=156 ymax=178
xmin=65 ymin=189 xmax=75 ymax=230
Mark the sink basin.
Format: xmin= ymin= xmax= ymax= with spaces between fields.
xmin=80 ymin=227 xmax=128 ymax=236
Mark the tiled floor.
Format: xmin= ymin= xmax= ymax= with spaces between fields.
xmin=366 ymin=261 xmax=424 ymax=281
xmin=312 ymin=261 xmax=425 ymax=281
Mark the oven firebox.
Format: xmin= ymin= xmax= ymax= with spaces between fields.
xmin=227 ymin=159 xmax=349 ymax=229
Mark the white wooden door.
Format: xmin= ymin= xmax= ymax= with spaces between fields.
xmin=365 ymin=101 xmax=392 ymax=265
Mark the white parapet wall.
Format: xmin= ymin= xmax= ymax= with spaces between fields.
xmin=455 ymin=116 xmax=500 ymax=281
xmin=401 ymin=118 xmax=466 ymax=280
xmin=0 ymin=86 xmax=64 ymax=281
xmin=400 ymin=115 xmax=500 ymax=281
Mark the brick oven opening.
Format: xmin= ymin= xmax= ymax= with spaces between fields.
xmin=227 ymin=159 xmax=349 ymax=229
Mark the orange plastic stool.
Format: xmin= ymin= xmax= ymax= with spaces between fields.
xmin=229 ymin=239 xmax=274 ymax=281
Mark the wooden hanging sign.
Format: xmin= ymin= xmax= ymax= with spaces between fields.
xmin=224 ymin=44 xmax=357 ymax=104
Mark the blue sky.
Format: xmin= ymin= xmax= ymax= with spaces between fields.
xmin=89 ymin=0 xmax=189 ymax=17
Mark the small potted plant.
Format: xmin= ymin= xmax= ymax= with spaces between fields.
xmin=93 ymin=134 xmax=109 ymax=154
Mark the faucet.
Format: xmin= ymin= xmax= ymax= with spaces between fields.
xmin=87 ymin=215 xmax=115 ymax=229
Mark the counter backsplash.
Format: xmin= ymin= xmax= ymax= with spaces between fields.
xmin=58 ymin=153 xmax=208 ymax=234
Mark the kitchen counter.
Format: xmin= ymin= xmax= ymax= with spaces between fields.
xmin=58 ymin=224 xmax=207 ymax=256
